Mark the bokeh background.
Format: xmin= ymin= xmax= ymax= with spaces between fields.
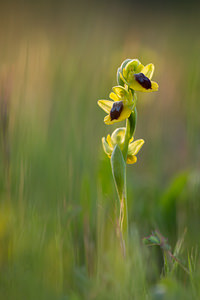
xmin=0 ymin=0 xmax=200 ymax=299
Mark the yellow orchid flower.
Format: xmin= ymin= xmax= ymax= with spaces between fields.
xmin=118 ymin=59 xmax=159 ymax=92
xmin=98 ymin=86 xmax=135 ymax=125
xmin=102 ymin=128 xmax=144 ymax=164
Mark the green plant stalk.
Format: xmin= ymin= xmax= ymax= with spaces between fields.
xmin=119 ymin=171 xmax=128 ymax=242
xmin=120 ymin=107 xmax=137 ymax=241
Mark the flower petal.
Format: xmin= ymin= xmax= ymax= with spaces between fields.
xmin=136 ymin=64 xmax=144 ymax=73
xmin=141 ymin=63 xmax=154 ymax=80
xmin=124 ymin=59 xmax=141 ymax=74
xmin=102 ymin=137 xmax=112 ymax=156
xmin=120 ymin=58 xmax=133 ymax=70
xmin=106 ymin=134 xmax=114 ymax=148
xmin=129 ymin=137 xmax=134 ymax=143
xmin=119 ymin=71 xmax=128 ymax=85
xmin=128 ymin=139 xmax=144 ymax=156
xmin=112 ymin=86 xmax=129 ymax=99
xmin=127 ymin=155 xmax=137 ymax=164
xmin=109 ymin=92 xmax=118 ymax=101
xmin=98 ymin=100 xmax=114 ymax=114
xmin=111 ymin=128 xmax=126 ymax=145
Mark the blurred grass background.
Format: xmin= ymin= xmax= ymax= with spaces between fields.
xmin=0 ymin=0 xmax=200 ymax=299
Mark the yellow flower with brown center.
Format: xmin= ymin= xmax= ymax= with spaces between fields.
xmin=98 ymin=86 xmax=135 ymax=125
xmin=118 ymin=59 xmax=159 ymax=92
xmin=102 ymin=128 xmax=144 ymax=164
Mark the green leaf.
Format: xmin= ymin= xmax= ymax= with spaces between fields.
xmin=160 ymin=171 xmax=188 ymax=209
xmin=111 ymin=144 xmax=126 ymax=202
xmin=159 ymin=171 xmax=188 ymax=235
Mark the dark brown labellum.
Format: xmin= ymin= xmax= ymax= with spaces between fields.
xmin=110 ymin=101 xmax=123 ymax=121
xmin=134 ymin=73 xmax=152 ymax=89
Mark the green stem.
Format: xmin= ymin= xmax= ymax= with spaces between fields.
xmin=122 ymin=119 xmax=130 ymax=162
xmin=120 ymin=107 xmax=137 ymax=244
xmin=122 ymin=107 xmax=137 ymax=161
xmin=120 ymin=172 xmax=128 ymax=241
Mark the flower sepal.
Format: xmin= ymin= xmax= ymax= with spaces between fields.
xmin=117 ymin=58 xmax=132 ymax=86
